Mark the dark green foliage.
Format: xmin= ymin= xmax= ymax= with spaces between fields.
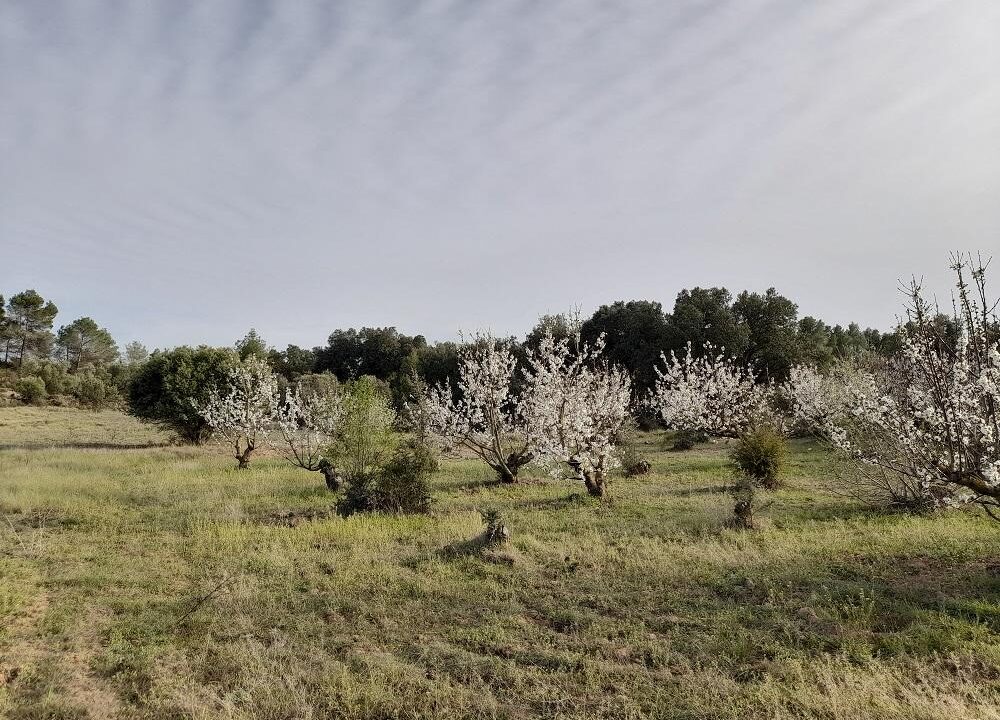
xmin=75 ymin=371 xmax=121 ymax=409
xmin=315 ymin=327 xmax=425 ymax=382
xmin=414 ymin=341 xmax=460 ymax=390
xmin=524 ymin=313 xmax=578 ymax=354
xmin=795 ymin=316 xmax=835 ymax=369
xmin=667 ymin=287 xmax=748 ymax=358
xmin=733 ymin=288 xmax=800 ymax=381
xmin=671 ymin=428 xmax=708 ymax=451
xmin=580 ymin=300 xmax=671 ymax=393
xmin=294 ymin=372 xmax=340 ymax=399
xmin=730 ymin=426 xmax=787 ymax=490
xmin=236 ymin=329 xmax=269 ymax=361
xmin=314 ymin=327 xmax=429 ymax=410
xmin=127 ymin=346 xmax=238 ymax=443
xmin=55 ymin=316 xmax=119 ymax=371
xmin=2 ymin=290 xmax=58 ymax=367
xmin=338 ymin=439 xmax=435 ymax=516
xmin=269 ymin=344 xmax=317 ymax=380
xmin=15 ymin=375 xmax=47 ymax=405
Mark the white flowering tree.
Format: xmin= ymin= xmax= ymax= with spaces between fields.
xmin=650 ymin=342 xmax=773 ymax=438
xmin=521 ymin=333 xmax=633 ymax=497
xmin=784 ymin=363 xmax=859 ymax=437
xmin=273 ymin=381 xmax=343 ymax=490
xmin=788 ymin=254 xmax=1000 ymax=514
xmin=425 ymin=334 xmax=533 ymax=483
xmin=196 ymin=355 xmax=278 ymax=469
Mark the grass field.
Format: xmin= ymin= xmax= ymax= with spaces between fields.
xmin=1 ymin=407 xmax=1000 ymax=719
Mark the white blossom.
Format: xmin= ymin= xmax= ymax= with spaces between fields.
xmin=650 ymin=342 xmax=774 ymax=438
xmin=196 ymin=356 xmax=278 ymax=469
xmin=273 ymin=381 xmax=343 ymax=489
xmin=424 ymin=334 xmax=533 ymax=483
xmin=521 ymin=333 xmax=633 ymax=497
xmin=787 ymin=255 xmax=1000 ymax=513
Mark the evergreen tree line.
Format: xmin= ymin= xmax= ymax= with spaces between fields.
xmin=0 ymin=284 xmax=909 ymax=415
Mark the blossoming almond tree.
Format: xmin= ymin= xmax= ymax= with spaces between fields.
xmin=424 ymin=334 xmax=533 ymax=483
xmin=273 ymin=381 xmax=343 ymax=490
xmin=789 ymin=254 xmax=1000 ymax=514
xmin=650 ymin=342 xmax=772 ymax=438
xmin=521 ymin=333 xmax=633 ymax=497
xmin=196 ymin=355 xmax=278 ymax=469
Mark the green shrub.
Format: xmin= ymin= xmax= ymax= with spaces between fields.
xmin=21 ymin=359 xmax=75 ymax=395
xmin=616 ymin=425 xmax=651 ymax=476
xmin=15 ymin=375 xmax=47 ymax=405
xmin=127 ymin=346 xmax=238 ymax=443
xmin=671 ymin=428 xmax=708 ymax=451
xmin=328 ymin=375 xmax=398 ymax=480
xmin=337 ymin=440 xmax=434 ymax=516
xmin=479 ymin=508 xmax=510 ymax=546
xmin=76 ymin=371 xmax=121 ymax=409
xmin=0 ymin=368 xmax=17 ymax=390
xmin=331 ymin=376 xmax=436 ymax=516
xmin=729 ymin=425 xmax=787 ymax=490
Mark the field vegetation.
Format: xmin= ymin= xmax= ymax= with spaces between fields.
xmin=2 ymin=408 xmax=1000 ymax=719
xmin=1 ymin=253 xmax=998 ymax=718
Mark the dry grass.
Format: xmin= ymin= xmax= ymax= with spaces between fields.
xmin=1 ymin=407 xmax=999 ymax=719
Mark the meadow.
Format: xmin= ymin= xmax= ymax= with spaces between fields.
xmin=1 ymin=407 xmax=1000 ymax=719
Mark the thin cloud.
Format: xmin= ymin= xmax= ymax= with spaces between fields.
xmin=1 ymin=0 xmax=997 ymax=349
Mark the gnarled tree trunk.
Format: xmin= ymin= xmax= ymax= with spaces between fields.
xmin=318 ymin=460 xmax=341 ymax=491
xmin=569 ymin=457 xmax=606 ymax=498
xmin=493 ymin=450 xmax=535 ymax=484
xmin=235 ymin=444 xmax=254 ymax=469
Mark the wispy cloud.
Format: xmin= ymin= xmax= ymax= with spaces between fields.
xmin=1 ymin=0 xmax=997 ymax=347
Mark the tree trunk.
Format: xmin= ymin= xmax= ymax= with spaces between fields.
xmin=497 ymin=466 xmax=517 ymax=484
xmin=318 ymin=460 xmax=340 ymax=491
xmin=236 ymin=446 xmax=254 ymax=469
xmin=583 ymin=470 xmax=606 ymax=498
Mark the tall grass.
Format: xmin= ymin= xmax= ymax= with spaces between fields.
xmin=1 ymin=408 xmax=999 ymax=718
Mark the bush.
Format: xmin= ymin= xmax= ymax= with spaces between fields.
xmin=15 ymin=375 xmax=47 ymax=405
xmin=328 ymin=376 xmax=398 ymax=480
xmin=127 ymin=346 xmax=238 ymax=443
xmin=729 ymin=425 xmax=787 ymax=490
xmin=0 ymin=368 xmax=17 ymax=390
xmin=21 ymin=359 xmax=75 ymax=396
xmin=620 ymin=438 xmax=652 ymax=476
xmin=76 ymin=371 xmax=121 ymax=409
xmin=338 ymin=439 xmax=434 ymax=516
xmin=331 ymin=376 xmax=436 ymax=516
xmin=671 ymin=428 xmax=708 ymax=451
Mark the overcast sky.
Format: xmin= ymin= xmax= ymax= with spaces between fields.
xmin=1 ymin=0 xmax=997 ymax=350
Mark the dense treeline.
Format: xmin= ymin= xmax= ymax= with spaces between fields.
xmin=268 ymin=286 xmax=900 ymax=401
xmin=0 ymin=283 xmax=901 ymax=413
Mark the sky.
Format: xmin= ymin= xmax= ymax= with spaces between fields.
xmin=1 ymin=0 xmax=998 ymax=351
